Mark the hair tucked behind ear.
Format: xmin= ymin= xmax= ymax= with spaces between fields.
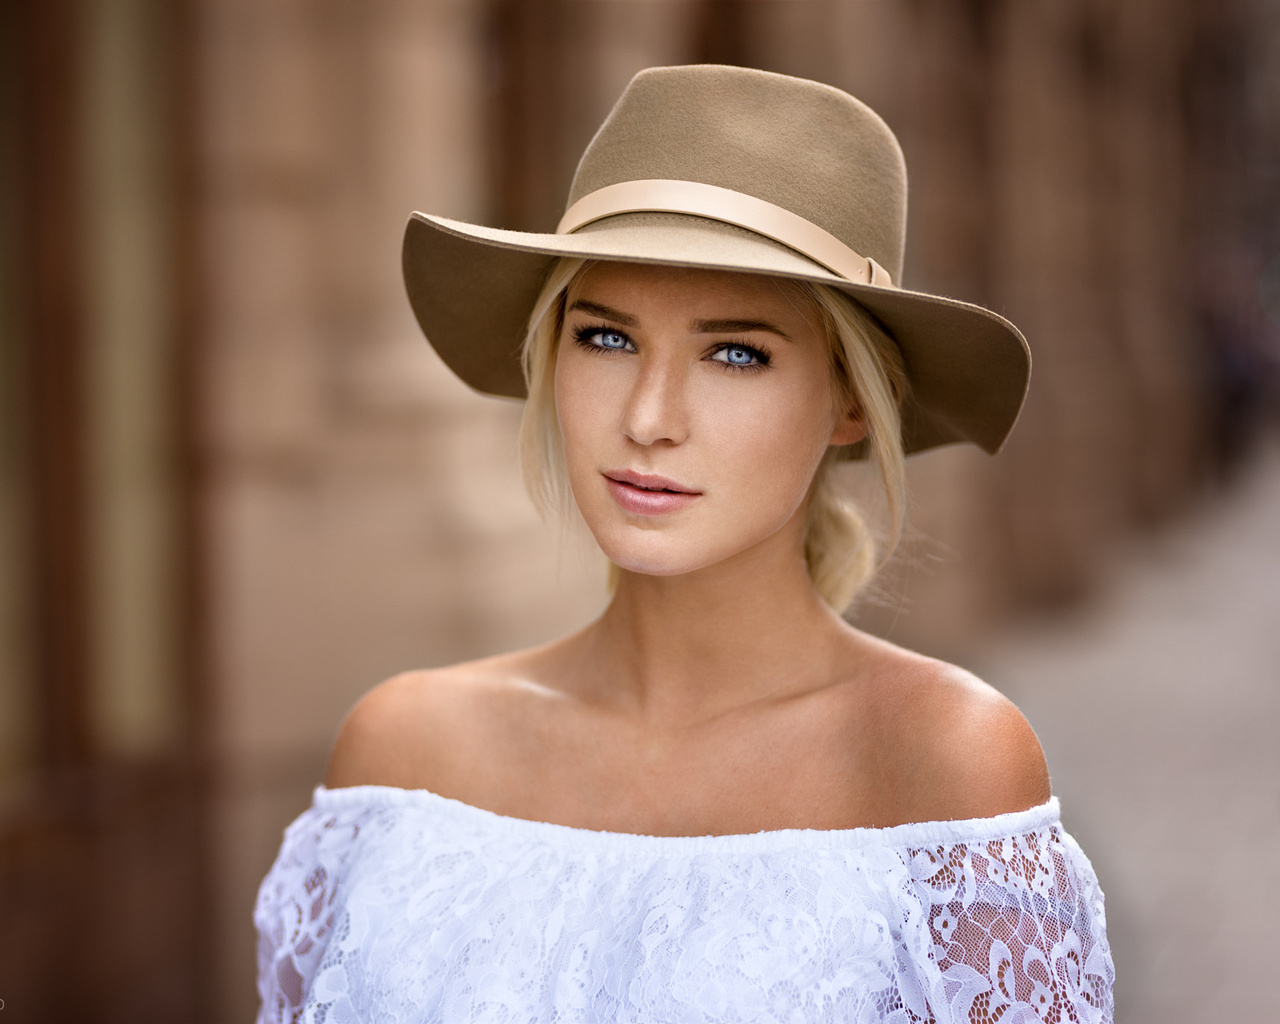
xmin=800 ymin=283 xmax=909 ymax=611
xmin=518 ymin=260 xmax=909 ymax=613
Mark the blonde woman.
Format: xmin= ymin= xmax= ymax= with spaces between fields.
xmin=256 ymin=66 xmax=1113 ymax=1023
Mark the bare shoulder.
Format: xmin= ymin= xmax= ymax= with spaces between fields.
xmin=907 ymin=658 xmax=1051 ymax=819
xmin=843 ymin=635 xmax=1051 ymax=822
xmin=323 ymin=658 xmax=514 ymax=791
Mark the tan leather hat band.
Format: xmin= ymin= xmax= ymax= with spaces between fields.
xmin=556 ymin=179 xmax=895 ymax=288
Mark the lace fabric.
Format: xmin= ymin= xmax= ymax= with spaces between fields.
xmin=255 ymin=786 xmax=1113 ymax=1023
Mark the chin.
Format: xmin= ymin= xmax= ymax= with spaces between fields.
xmin=593 ymin=522 xmax=781 ymax=581
xmin=595 ymin=538 xmax=711 ymax=579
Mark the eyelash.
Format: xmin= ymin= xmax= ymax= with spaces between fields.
xmin=571 ymin=324 xmax=772 ymax=373
xmin=710 ymin=341 xmax=771 ymax=373
xmin=572 ymin=324 xmax=634 ymax=355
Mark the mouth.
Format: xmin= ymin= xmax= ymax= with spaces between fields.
xmin=602 ymin=469 xmax=702 ymax=516
xmin=603 ymin=469 xmax=700 ymax=495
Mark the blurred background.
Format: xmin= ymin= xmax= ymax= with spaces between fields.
xmin=2 ymin=0 xmax=1278 ymax=1020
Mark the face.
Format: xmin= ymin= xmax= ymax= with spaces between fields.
xmin=554 ymin=262 xmax=865 ymax=579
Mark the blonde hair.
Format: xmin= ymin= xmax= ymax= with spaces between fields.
xmin=518 ymin=259 xmax=909 ymax=611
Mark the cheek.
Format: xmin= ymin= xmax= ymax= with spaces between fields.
xmin=553 ymin=357 xmax=580 ymax=447
xmin=700 ymin=385 xmax=835 ymax=506
xmin=554 ymin=349 xmax=618 ymax=478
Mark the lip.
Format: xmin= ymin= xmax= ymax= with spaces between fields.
xmin=603 ymin=469 xmax=702 ymax=516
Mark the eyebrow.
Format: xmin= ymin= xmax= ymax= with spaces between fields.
xmin=568 ymin=300 xmax=793 ymax=342
xmin=567 ymin=300 xmax=638 ymax=326
xmin=691 ymin=318 xmax=792 ymax=341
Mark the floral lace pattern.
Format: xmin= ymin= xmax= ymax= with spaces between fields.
xmin=255 ymin=788 xmax=1112 ymax=1023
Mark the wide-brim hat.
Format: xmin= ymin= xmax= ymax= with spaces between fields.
xmin=402 ymin=64 xmax=1030 ymax=456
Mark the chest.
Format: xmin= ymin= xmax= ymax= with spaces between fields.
xmin=438 ymin=693 xmax=902 ymax=835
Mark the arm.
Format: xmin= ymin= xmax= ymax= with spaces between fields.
xmin=255 ymin=806 xmax=362 ymax=1024
xmin=901 ymin=670 xmax=1111 ymax=1021
xmin=912 ymin=822 xmax=1114 ymax=1023
xmin=258 ymin=672 xmax=430 ymax=1022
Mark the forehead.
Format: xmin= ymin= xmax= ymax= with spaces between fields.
xmin=566 ymin=261 xmax=823 ymax=332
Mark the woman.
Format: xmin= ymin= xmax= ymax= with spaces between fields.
xmin=256 ymin=65 xmax=1113 ymax=1022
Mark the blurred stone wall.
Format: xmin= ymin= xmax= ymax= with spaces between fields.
xmin=190 ymin=1 xmax=1278 ymax=1018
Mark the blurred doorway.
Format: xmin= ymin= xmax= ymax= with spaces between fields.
xmin=0 ymin=1 xmax=211 ymax=1020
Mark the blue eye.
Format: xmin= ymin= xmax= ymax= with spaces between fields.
xmin=573 ymin=326 xmax=634 ymax=353
xmin=711 ymin=344 xmax=769 ymax=369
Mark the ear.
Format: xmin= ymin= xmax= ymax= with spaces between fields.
xmin=829 ymin=407 xmax=867 ymax=447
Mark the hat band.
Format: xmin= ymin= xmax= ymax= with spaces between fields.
xmin=556 ymin=179 xmax=895 ymax=288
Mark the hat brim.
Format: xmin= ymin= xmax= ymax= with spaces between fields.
xmin=403 ymin=211 xmax=1030 ymax=456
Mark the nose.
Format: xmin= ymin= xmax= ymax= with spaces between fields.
xmin=621 ymin=355 xmax=689 ymax=447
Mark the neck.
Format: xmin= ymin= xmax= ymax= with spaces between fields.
xmin=577 ymin=525 xmax=850 ymax=726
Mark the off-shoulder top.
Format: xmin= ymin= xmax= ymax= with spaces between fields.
xmin=255 ymin=786 xmax=1113 ymax=1023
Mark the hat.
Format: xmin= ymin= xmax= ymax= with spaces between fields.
xmin=402 ymin=64 xmax=1030 ymax=455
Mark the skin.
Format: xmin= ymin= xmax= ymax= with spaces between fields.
xmin=326 ymin=263 xmax=1050 ymax=835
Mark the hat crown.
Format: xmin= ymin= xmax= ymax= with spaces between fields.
xmin=568 ymin=65 xmax=908 ymax=286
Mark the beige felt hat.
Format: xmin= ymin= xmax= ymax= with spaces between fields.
xmin=402 ymin=64 xmax=1030 ymax=455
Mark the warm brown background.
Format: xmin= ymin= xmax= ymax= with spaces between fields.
xmin=2 ymin=1 xmax=1278 ymax=1021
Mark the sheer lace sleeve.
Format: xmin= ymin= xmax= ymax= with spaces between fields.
xmin=907 ymin=823 xmax=1113 ymax=1023
xmin=254 ymin=802 xmax=365 ymax=1024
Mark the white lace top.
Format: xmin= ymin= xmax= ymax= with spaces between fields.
xmin=255 ymin=786 xmax=1113 ymax=1023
